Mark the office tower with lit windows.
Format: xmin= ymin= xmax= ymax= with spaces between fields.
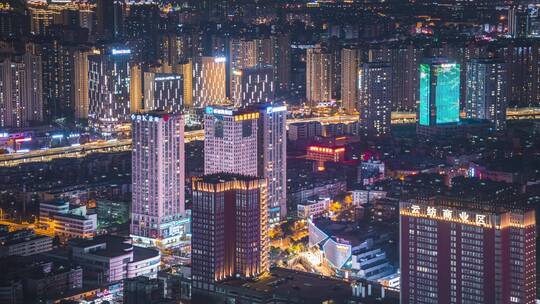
xmin=0 ymin=53 xmax=43 ymax=128
xmin=306 ymin=45 xmax=334 ymax=106
xmin=341 ymin=47 xmax=360 ymax=114
xmin=204 ymin=104 xmax=287 ymax=223
xmin=400 ymin=197 xmax=536 ymax=304
xmin=191 ymin=174 xmax=268 ymax=292
xmin=253 ymin=103 xmax=287 ymax=223
xmin=232 ymin=65 xmax=275 ymax=107
xmin=131 ymin=112 xmax=186 ymax=247
xmin=204 ymin=106 xmax=259 ymax=176
xmin=465 ymin=59 xmax=508 ymax=130
xmin=417 ymin=58 xmax=460 ymax=135
xmin=193 ymin=56 xmax=227 ymax=107
xmin=143 ymin=72 xmax=184 ymax=114
xmin=88 ymin=47 xmax=132 ymax=134
xmin=359 ymin=62 xmax=392 ymax=137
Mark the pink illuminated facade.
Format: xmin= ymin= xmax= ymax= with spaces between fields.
xmin=400 ymin=197 xmax=536 ymax=304
xmin=131 ymin=112 xmax=185 ymax=246
xmin=204 ymin=104 xmax=287 ymax=223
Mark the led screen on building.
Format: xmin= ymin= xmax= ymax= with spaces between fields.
xmin=435 ymin=63 xmax=460 ymax=124
xmin=418 ymin=62 xmax=460 ymax=126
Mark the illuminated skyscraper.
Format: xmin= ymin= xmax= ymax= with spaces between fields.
xmin=131 ymin=112 xmax=186 ymax=247
xmin=400 ymin=197 xmax=536 ymax=304
xmin=231 ymin=65 xmax=274 ymax=107
xmin=359 ymin=62 xmax=392 ymax=137
xmin=193 ymin=56 xmax=227 ymax=107
xmin=306 ymin=45 xmax=334 ymax=106
xmin=204 ymin=106 xmax=259 ymax=176
xmin=204 ymin=104 xmax=287 ymax=223
xmin=143 ymin=72 xmax=184 ymax=113
xmin=0 ymin=53 xmax=43 ymax=128
xmin=254 ymin=104 xmax=287 ymax=223
xmin=88 ymin=47 xmax=132 ymax=134
xmin=192 ymin=174 xmax=268 ymax=292
xmin=465 ymin=59 xmax=508 ymax=130
xmin=341 ymin=47 xmax=360 ymax=114
xmin=418 ymin=58 xmax=461 ymax=127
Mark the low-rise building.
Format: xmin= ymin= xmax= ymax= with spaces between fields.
xmin=0 ymin=229 xmax=52 ymax=257
xmin=206 ymin=267 xmax=399 ymax=304
xmin=0 ymin=255 xmax=83 ymax=303
xmin=297 ymin=197 xmax=331 ymax=219
xmin=308 ymin=218 xmax=397 ymax=281
xmin=351 ymin=189 xmax=386 ymax=206
xmin=69 ymin=235 xmax=160 ymax=285
xmin=40 ymin=201 xmax=97 ymax=240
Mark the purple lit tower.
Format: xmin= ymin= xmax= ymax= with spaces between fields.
xmin=131 ymin=111 xmax=186 ymax=247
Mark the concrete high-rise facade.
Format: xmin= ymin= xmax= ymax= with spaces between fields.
xmin=0 ymin=53 xmax=43 ymax=128
xmin=88 ymin=47 xmax=132 ymax=134
xmin=359 ymin=62 xmax=392 ymax=137
xmin=400 ymin=197 xmax=536 ymax=304
xmin=193 ymin=56 xmax=226 ymax=107
xmin=341 ymin=48 xmax=360 ymax=114
xmin=232 ymin=65 xmax=274 ymax=107
xmin=465 ymin=59 xmax=508 ymax=130
xmin=131 ymin=112 xmax=186 ymax=247
xmin=192 ymin=174 xmax=268 ymax=292
xmin=306 ymin=46 xmax=334 ymax=106
xmin=143 ymin=72 xmax=184 ymax=114
xmin=204 ymin=104 xmax=287 ymax=223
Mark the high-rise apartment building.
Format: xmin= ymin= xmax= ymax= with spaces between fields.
xmin=191 ymin=174 xmax=268 ymax=292
xmin=341 ymin=47 xmax=360 ymax=114
xmin=465 ymin=59 xmax=508 ymax=130
xmin=232 ymin=65 xmax=274 ymax=107
xmin=131 ymin=112 xmax=186 ymax=247
xmin=359 ymin=62 xmax=392 ymax=137
xmin=418 ymin=58 xmax=461 ymax=127
xmin=96 ymin=0 xmax=124 ymax=41
xmin=193 ymin=56 xmax=227 ymax=107
xmin=0 ymin=53 xmax=43 ymax=128
xmin=143 ymin=72 xmax=184 ymax=113
xmin=306 ymin=46 xmax=334 ymax=106
xmin=400 ymin=197 xmax=536 ymax=304
xmin=204 ymin=104 xmax=287 ymax=223
xmin=88 ymin=47 xmax=132 ymax=134
xmin=73 ymin=48 xmax=96 ymax=120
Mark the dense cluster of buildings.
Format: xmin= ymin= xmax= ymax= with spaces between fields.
xmin=0 ymin=0 xmax=538 ymax=304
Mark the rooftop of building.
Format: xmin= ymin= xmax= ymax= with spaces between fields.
xmin=312 ymin=218 xmax=392 ymax=247
xmin=217 ymin=267 xmax=398 ymax=304
xmin=0 ymin=254 xmax=81 ymax=283
xmin=195 ymin=173 xmax=263 ymax=185
xmin=70 ymin=235 xmax=131 ymax=255
xmin=0 ymin=229 xmax=51 ymax=246
xmin=69 ymin=235 xmax=160 ymax=260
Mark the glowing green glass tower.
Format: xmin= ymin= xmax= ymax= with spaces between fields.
xmin=418 ymin=59 xmax=460 ymax=126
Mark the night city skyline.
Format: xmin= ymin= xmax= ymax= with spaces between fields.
xmin=0 ymin=0 xmax=538 ymax=303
